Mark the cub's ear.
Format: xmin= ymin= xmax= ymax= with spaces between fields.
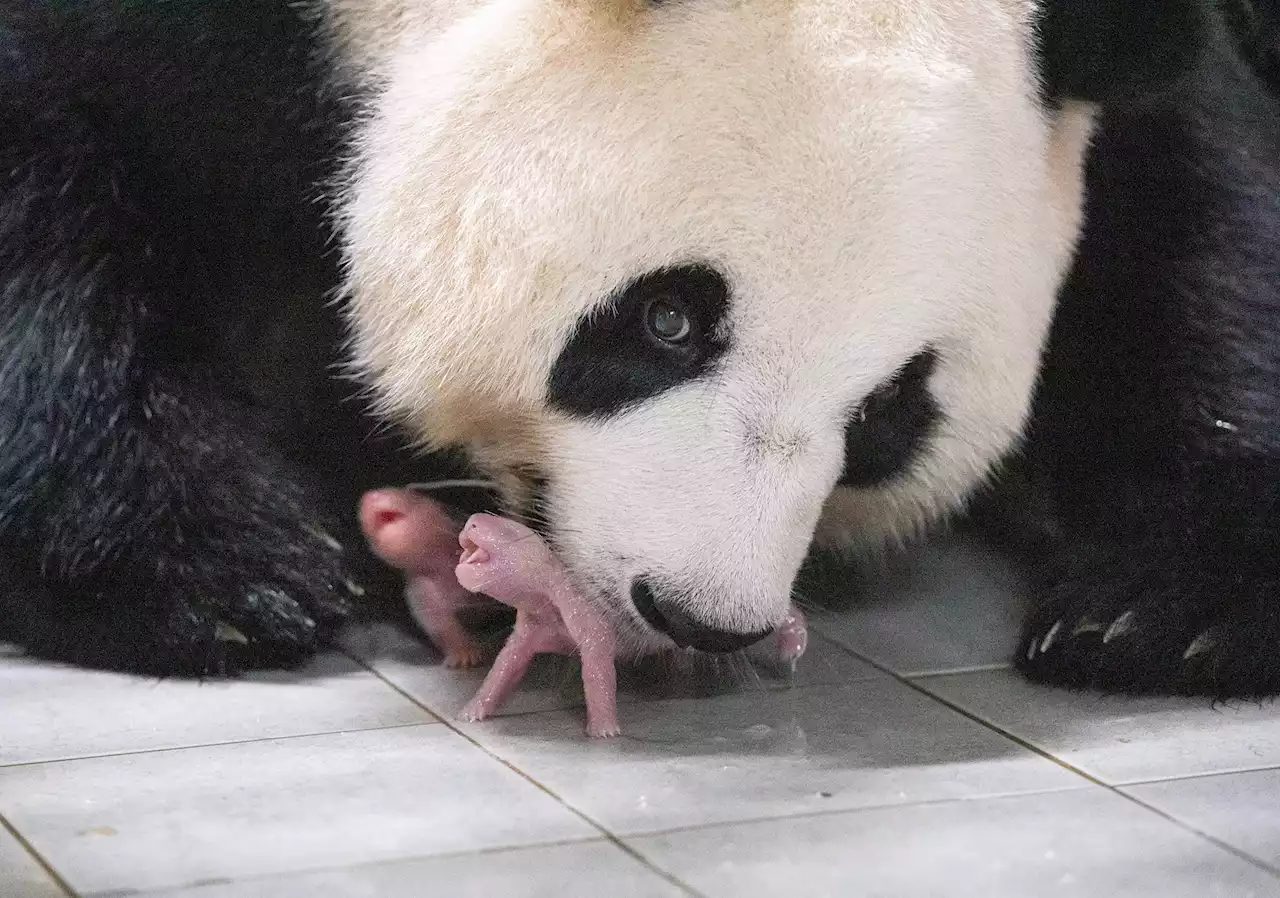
xmin=1036 ymin=0 xmax=1215 ymax=103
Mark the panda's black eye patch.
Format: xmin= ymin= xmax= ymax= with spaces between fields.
xmin=838 ymin=348 xmax=942 ymax=487
xmin=547 ymin=264 xmax=731 ymax=418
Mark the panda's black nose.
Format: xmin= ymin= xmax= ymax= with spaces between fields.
xmin=629 ymin=579 xmax=772 ymax=653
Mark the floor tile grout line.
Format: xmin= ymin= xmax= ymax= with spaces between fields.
xmin=1 ymin=811 xmax=78 ymax=897
xmin=595 ymin=786 xmax=1089 ymax=843
xmin=347 ymin=657 xmax=881 ymax=729
xmin=11 ymin=638 xmax=1278 ymax=890
xmin=345 ymin=649 xmax=707 ymax=898
xmin=806 ymin=631 xmax=1015 ymax=681
xmin=809 ymin=639 xmax=1105 ymax=776
xmin=908 ymin=662 xmax=1014 ymax=678
xmin=79 ymin=835 xmax=623 ymax=898
xmin=354 ymin=640 xmax=883 ymax=713
xmin=0 ymin=719 xmax=445 ymax=770
xmin=816 ymin=640 xmax=1280 ymax=880
xmin=1105 ymin=790 xmax=1280 ymax=879
xmin=900 ymin=695 xmax=1280 ymax=878
xmin=359 ymin=672 xmax=863 ymax=728
xmin=1119 ymin=764 xmax=1280 ymax=787
xmin=354 ymin=635 xmax=1280 ymax=880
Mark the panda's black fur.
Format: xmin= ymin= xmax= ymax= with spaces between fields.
xmin=0 ymin=0 xmax=444 ymax=674
xmin=1 ymin=0 xmax=1278 ymax=695
xmin=1012 ymin=1 xmax=1280 ymax=696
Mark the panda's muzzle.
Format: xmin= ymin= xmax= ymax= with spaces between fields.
xmin=629 ymin=579 xmax=772 ymax=653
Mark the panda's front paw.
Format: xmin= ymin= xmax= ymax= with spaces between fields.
xmin=1017 ymin=537 xmax=1280 ymax=698
xmin=1 ymin=513 xmax=360 ymax=678
xmin=183 ymin=516 xmax=359 ymax=675
xmin=123 ymin=499 xmax=362 ymax=677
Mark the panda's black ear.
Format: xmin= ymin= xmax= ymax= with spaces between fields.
xmin=1036 ymin=0 xmax=1215 ymax=104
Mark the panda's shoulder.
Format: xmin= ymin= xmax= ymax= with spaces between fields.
xmin=1088 ymin=25 xmax=1280 ymax=232
xmin=0 ymin=1 xmax=332 ymax=123
xmin=1 ymin=0 xmax=345 ymax=234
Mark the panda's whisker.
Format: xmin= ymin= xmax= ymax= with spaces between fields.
xmin=790 ymin=592 xmax=822 ymax=614
xmin=728 ymin=650 xmax=765 ymax=693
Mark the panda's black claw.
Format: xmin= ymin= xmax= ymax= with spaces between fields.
xmin=0 ymin=470 xmax=358 ymax=678
xmin=1182 ymin=628 xmax=1220 ymax=661
xmin=1037 ymin=619 xmax=1064 ymax=655
xmin=215 ymin=622 xmax=251 ymax=645
xmin=1101 ymin=609 xmax=1136 ymax=644
xmin=1017 ymin=535 xmax=1280 ymax=698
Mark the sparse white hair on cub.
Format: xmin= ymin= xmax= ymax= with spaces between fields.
xmin=335 ymin=0 xmax=1095 ymax=654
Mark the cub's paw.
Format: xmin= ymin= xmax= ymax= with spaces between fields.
xmin=1017 ymin=539 xmax=1280 ymax=698
xmin=586 ymin=718 xmax=622 ymax=739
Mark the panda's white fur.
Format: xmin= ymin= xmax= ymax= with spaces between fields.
xmin=337 ymin=0 xmax=1096 ymax=654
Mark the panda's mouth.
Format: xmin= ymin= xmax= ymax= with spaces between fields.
xmin=497 ymin=468 xmax=773 ymax=655
xmin=628 ymin=579 xmax=773 ymax=653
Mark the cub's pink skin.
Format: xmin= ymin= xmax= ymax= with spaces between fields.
xmin=454 ymin=513 xmax=621 ymax=738
xmin=361 ymin=490 xmax=812 ymax=738
xmin=358 ymin=488 xmax=487 ymax=669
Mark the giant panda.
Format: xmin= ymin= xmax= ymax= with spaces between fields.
xmin=1 ymin=0 xmax=1277 ymax=697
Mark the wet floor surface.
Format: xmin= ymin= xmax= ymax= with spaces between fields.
xmin=4 ymin=536 xmax=1279 ymax=897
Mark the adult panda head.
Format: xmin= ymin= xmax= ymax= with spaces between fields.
xmin=334 ymin=0 xmax=1198 ymax=656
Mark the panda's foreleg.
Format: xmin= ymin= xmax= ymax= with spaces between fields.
xmin=0 ymin=363 xmax=359 ymax=677
xmin=1012 ymin=52 xmax=1280 ymax=697
xmin=0 ymin=137 xmax=357 ymax=677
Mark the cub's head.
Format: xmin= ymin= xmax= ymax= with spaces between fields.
xmin=337 ymin=0 xmax=1207 ymax=655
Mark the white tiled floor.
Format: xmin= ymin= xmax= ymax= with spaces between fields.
xmin=3 ymin=535 xmax=1280 ymax=897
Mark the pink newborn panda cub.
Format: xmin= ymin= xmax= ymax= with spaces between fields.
xmin=359 ymin=487 xmax=811 ymax=738
xmin=456 ymin=512 xmax=622 ymax=738
xmin=358 ymin=487 xmax=488 ymax=669
xmin=359 ymin=487 xmax=620 ymax=737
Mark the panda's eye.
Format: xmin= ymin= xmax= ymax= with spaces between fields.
xmin=547 ymin=263 xmax=731 ymax=418
xmin=644 ymin=297 xmax=692 ymax=344
xmin=866 ymin=380 xmax=901 ymax=410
